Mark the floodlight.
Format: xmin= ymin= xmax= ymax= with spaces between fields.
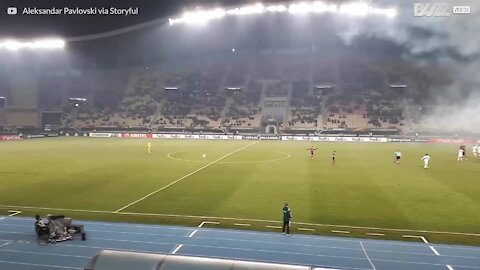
xmin=168 ymin=1 xmax=398 ymax=26
xmin=0 ymin=38 xmax=65 ymax=50
xmin=265 ymin=4 xmax=287 ymax=13
xmin=289 ymin=3 xmax=313 ymax=14
xmin=227 ymin=3 xmax=265 ymax=16
xmin=339 ymin=3 xmax=369 ymax=16
xmin=312 ymin=2 xmax=338 ymax=13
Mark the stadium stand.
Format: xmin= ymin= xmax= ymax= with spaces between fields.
xmin=52 ymin=50 xmax=416 ymax=134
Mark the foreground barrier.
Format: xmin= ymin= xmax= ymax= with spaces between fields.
xmin=84 ymin=250 xmax=317 ymax=270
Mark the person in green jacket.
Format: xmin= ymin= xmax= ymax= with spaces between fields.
xmin=282 ymin=203 xmax=292 ymax=236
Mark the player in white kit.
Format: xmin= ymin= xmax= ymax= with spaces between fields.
xmin=457 ymin=149 xmax=464 ymax=161
xmin=473 ymin=145 xmax=478 ymax=157
xmin=421 ymin=154 xmax=430 ymax=169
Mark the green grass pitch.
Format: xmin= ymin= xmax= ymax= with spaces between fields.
xmin=1 ymin=137 xmax=479 ymax=245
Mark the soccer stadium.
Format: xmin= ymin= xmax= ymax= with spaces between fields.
xmin=0 ymin=0 xmax=479 ymax=269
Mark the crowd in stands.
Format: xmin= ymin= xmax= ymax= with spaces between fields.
xmin=60 ymin=51 xmax=411 ymax=132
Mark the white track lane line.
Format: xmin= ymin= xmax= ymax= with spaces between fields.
xmin=0 ymin=211 xmax=22 ymax=221
xmin=1 ymin=207 xmax=480 ymax=239
xmin=115 ymin=141 xmax=258 ymax=212
xmin=170 ymin=244 xmax=183 ymax=254
xmin=360 ymin=241 xmax=377 ymax=270
xmin=430 ymin=246 xmax=440 ymax=256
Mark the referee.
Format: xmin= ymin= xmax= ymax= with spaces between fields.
xmin=282 ymin=203 xmax=292 ymax=236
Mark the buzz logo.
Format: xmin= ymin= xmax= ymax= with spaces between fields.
xmin=414 ymin=3 xmax=451 ymax=17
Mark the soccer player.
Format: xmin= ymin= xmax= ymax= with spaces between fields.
xmin=332 ymin=150 xmax=336 ymax=166
xmin=147 ymin=142 xmax=152 ymax=154
xmin=457 ymin=148 xmax=464 ymax=161
xmin=421 ymin=153 xmax=430 ymax=169
xmin=282 ymin=203 xmax=292 ymax=236
xmin=472 ymin=144 xmax=478 ymax=158
xmin=394 ymin=150 xmax=402 ymax=164
xmin=306 ymin=146 xmax=318 ymax=160
xmin=461 ymin=145 xmax=467 ymax=160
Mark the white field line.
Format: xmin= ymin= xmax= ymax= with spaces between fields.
xmin=167 ymin=151 xmax=291 ymax=164
xmin=2 ymin=204 xmax=480 ymax=238
xmin=170 ymin=244 xmax=183 ymax=254
xmin=360 ymin=241 xmax=377 ymax=270
xmin=0 ymin=211 xmax=22 ymax=221
xmin=366 ymin=233 xmax=385 ymax=236
xmin=265 ymin=225 xmax=282 ymax=229
xmin=115 ymin=141 xmax=258 ymax=212
xmin=0 ymin=248 xmax=90 ymax=258
xmin=234 ymin=223 xmax=251 ymax=227
xmin=189 ymin=221 xmax=220 ymax=237
xmin=430 ymin=246 xmax=440 ymax=256
xmin=0 ymin=241 xmax=11 ymax=248
xmin=2 ymin=231 xmax=479 ymax=261
xmin=403 ymin=235 xmax=442 ymax=257
xmin=331 ymin=230 xmax=350 ymax=234
xmin=2 ymin=230 xmax=480 ymax=261
xmin=447 ymin=265 xmax=455 ymax=270
xmin=0 ymin=260 xmax=82 ymax=269
xmin=298 ymin=228 xmax=315 ymax=231
xmin=403 ymin=235 xmax=429 ymax=243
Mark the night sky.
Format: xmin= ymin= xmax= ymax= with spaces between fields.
xmin=0 ymin=0 xmax=247 ymax=38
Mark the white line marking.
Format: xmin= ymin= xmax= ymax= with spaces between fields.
xmin=167 ymin=151 xmax=291 ymax=164
xmin=115 ymin=141 xmax=258 ymax=212
xmin=189 ymin=221 xmax=219 ymax=237
xmin=178 ymin=252 xmax=368 ymax=270
xmin=198 ymin=221 xmax=220 ymax=227
xmin=3 ymin=229 xmax=480 ymax=260
xmin=1 ymin=204 xmax=480 ymax=238
xmin=403 ymin=235 xmax=429 ymax=243
xmin=0 ymin=242 xmax=11 ymax=248
xmin=447 ymin=265 xmax=455 ymax=270
xmin=0 ymin=248 xmax=90 ymax=258
xmin=366 ymin=233 xmax=384 ymax=236
xmin=171 ymin=244 xmax=183 ymax=254
xmin=234 ymin=223 xmax=251 ymax=227
xmin=332 ymin=230 xmax=350 ymax=234
xmin=89 ymin=236 xmax=368 ymax=261
xmin=187 ymin=230 xmax=197 ymax=237
xmin=188 ymin=230 xmax=197 ymax=237
xmin=430 ymin=246 xmax=440 ymax=256
xmin=360 ymin=241 xmax=377 ymax=270
xmin=0 ymin=260 xmax=82 ymax=269
xmin=0 ymin=211 xmax=22 ymax=221
xmin=265 ymin=225 xmax=282 ymax=229
xmin=298 ymin=228 xmax=315 ymax=231
xmin=0 ymin=233 xmax=478 ymax=269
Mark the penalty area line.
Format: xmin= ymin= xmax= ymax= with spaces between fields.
xmin=114 ymin=141 xmax=259 ymax=213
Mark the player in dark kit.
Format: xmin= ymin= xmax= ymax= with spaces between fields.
xmin=306 ymin=147 xmax=318 ymax=160
xmin=332 ymin=150 xmax=336 ymax=166
xmin=282 ymin=203 xmax=292 ymax=236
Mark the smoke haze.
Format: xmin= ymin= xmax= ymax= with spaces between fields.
xmin=336 ymin=0 xmax=479 ymax=133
